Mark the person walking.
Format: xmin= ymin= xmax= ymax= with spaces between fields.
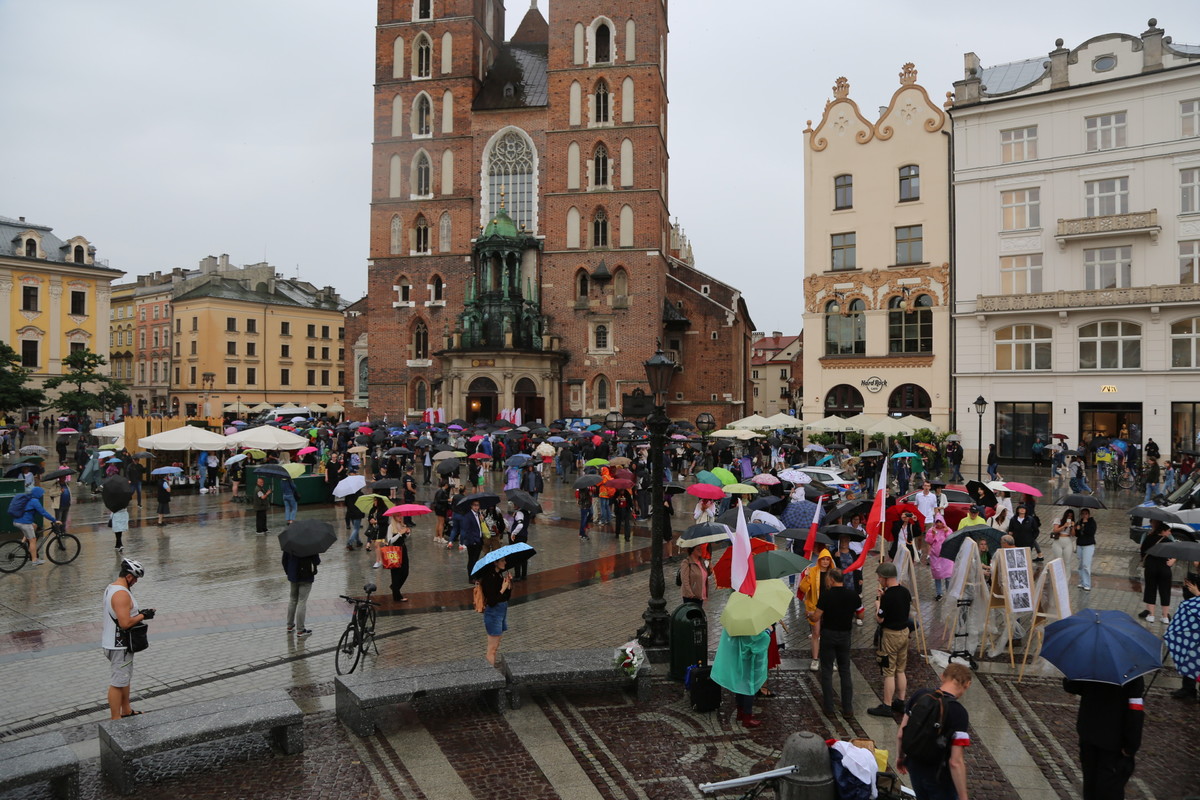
xmin=1064 ymin=674 xmax=1144 ymax=800
xmin=809 ymin=568 xmax=864 ymax=715
xmin=479 ymin=556 xmax=512 ymax=665
xmin=680 ymin=544 xmax=710 ymax=606
xmin=798 ymin=549 xmax=836 ymax=672
xmin=345 ymin=488 xmax=365 ymax=549
xmin=1076 ymin=508 xmax=1097 ymax=591
xmin=155 ymin=474 xmax=172 ymax=526
xmin=432 ymin=480 xmax=450 ymax=544
xmin=896 ymin=663 xmax=973 ymax=800
xmin=128 ymin=458 xmax=145 ymax=508
xmin=868 ymin=562 xmax=912 ymax=717
xmin=1050 ymin=509 xmax=1078 ymax=577
xmin=1143 ymin=457 xmax=1161 ymax=503
xmin=1138 ymin=521 xmax=1176 ymax=624
xmin=252 ymin=476 xmax=272 ymax=534
xmin=986 ymin=443 xmax=1000 ymax=481
xmin=509 ymin=503 xmax=534 ymax=581
xmin=576 ymin=484 xmax=594 ymax=540
xmin=280 ymin=478 xmax=299 ymax=526
xmin=111 ymin=507 xmax=130 ymax=552
xmin=283 ymin=549 xmax=319 ymax=638
xmin=384 ymin=517 xmax=411 ymax=602
xmin=946 ymin=441 xmax=964 ymax=483
xmin=102 ymin=559 xmax=155 ymax=719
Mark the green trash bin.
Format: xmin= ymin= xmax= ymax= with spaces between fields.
xmin=0 ymin=493 xmax=21 ymax=534
xmin=669 ymin=602 xmax=708 ymax=681
xmin=0 ymin=478 xmax=26 ymax=494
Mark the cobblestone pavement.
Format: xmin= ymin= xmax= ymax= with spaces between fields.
xmin=1 ymin=443 xmax=1195 ymax=799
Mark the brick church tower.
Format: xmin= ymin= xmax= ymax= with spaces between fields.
xmin=355 ymin=0 xmax=754 ymax=424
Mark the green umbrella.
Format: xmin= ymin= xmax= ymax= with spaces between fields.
xmin=723 ymin=483 xmax=758 ymax=495
xmin=245 ymin=449 xmax=267 ymax=459
xmin=695 ymin=470 xmax=723 ymax=486
xmin=710 ymin=467 xmax=738 ymax=486
xmin=751 ymin=550 xmax=812 ymax=580
xmin=585 ymin=458 xmax=609 ymax=467
xmin=355 ymin=493 xmax=393 ymax=515
xmin=282 ymin=463 xmax=306 ymax=478
xmin=720 ymin=579 xmax=794 ymax=636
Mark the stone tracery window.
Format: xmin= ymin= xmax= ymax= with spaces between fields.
xmin=485 ymin=129 xmax=536 ymax=232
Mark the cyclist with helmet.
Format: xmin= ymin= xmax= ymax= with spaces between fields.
xmin=102 ymin=559 xmax=155 ymax=719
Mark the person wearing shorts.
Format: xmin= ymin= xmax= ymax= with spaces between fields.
xmin=868 ymin=562 xmax=912 ymax=717
xmin=479 ymin=557 xmax=512 ymax=665
xmin=102 ymin=559 xmax=154 ymax=719
xmin=12 ymin=486 xmax=57 ymax=565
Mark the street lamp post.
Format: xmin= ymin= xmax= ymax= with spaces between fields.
xmin=201 ymin=372 xmax=216 ymax=419
xmin=235 ymin=394 xmax=242 ymax=421
xmin=973 ymin=395 xmax=988 ymax=480
xmin=637 ymin=346 xmax=676 ymax=650
xmin=695 ymin=412 xmax=716 ymax=472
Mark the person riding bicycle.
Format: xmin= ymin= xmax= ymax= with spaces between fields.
xmin=12 ymin=486 xmax=58 ymax=566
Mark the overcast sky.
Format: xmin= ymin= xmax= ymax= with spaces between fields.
xmin=2 ymin=1 xmax=1194 ymax=333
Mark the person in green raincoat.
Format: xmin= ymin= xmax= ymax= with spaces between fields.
xmin=711 ymin=629 xmax=771 ymax=729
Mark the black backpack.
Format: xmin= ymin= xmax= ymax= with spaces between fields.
xmin=901 ymin=691 xmax=951 ymax=763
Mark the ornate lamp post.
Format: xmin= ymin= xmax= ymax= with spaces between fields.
xmin=604 ymin=409 xmax=623 ymax=433
xmin=637 ymin=346 xmax=676 ymax=650
xmin=201 ymin=372 xmax=216 ymax=418
xmin=973 ymin=395 xmax=988 ymax=480
xmin=695 ymin=411 xmax=716 ymax=471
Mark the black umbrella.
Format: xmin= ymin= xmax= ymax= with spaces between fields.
xmin=505 ymin=489 xmax=543 ymax=514
xmin=386 ymin=447 xmax=413 ymax=456
xmin=435 ymin=458 xmax=461 ymax=475
xmin=678 ymin=522 xmax=732 ymax=547
xmin=1127 ymin=506 xmax=1183 ymax=523
xmin=1054 ymin=493 xmax=1107 ymax=509
xmin=455 ymin=492 xmax=500 ymax=510
xmin=775 ymin=528 xmax=837 ymax=549
xmin=748 ymin=496 xmax=786 ymax=512
xmin=371 ymin=479 xmax=401 ymax=491
xmin=355 ymin=434 xmax=371 ymax=445
xmin=939 ymin=524 xmax=1005 ymax=562
xmin=255 ymin=465 xmax=291 ymax=478
xmin=278 ymin=519 xmax=337 ymax=557
xmin=4 ymin=463 xmax=42 ymax=477
xmin=823 ymin=498 xmax=873 ymax=524
xmin=132 ymin=452 xmax=154 ymax=459
xmin=573 ymin=474 xmax=603 ymax=489
xmin=39 ymin=467 xmax=76 ymax=482
xmin=101 ymin=476 xmax=134 ymax=513
xmin=664 ymin=482 xmax=686 ymax=495
xmin=1148 ymin=540 xmax=1200 ymax=561
xmin=820 ymin=524 xmax=866 ymax=542
xmin=965 ymin=480 xmax=998 ymax=508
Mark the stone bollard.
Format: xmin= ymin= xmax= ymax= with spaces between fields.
xmin=776 ymin=731 xmax=834 ymax=800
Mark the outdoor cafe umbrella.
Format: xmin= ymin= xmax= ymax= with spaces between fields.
xmin=1164 ymin=596 xmax=1200 ymax=681
xmin=721 ymin=579 xmax=794 ymax=636
xmin=1055 ymin=493 xmax=1107 ymax=509
xmin=471 ymin=542 xmax=536 ymax=576
xmin=332 ymin=474 xmax=367 ymax=498
xmin=1040 ymin=609 xmax=1161 ymax=685
xmin=277 ymin=520 xmax=337 ymax=558
xmin=938 ymin=524 xmax=1005 ymax=562
xmin=505 ymin=489 xmax=543 ymax=514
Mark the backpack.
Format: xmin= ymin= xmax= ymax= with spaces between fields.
xmin=902 ymin=691 xmax=951 ymax=764
xmin=7 ymin=493 xmax=31 ymax=519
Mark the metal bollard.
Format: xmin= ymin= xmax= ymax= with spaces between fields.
xmin=776 ymin=731 xmax=834 ymax=800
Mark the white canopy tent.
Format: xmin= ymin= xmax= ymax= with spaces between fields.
xmin=93 ymin=422 xmax=125 ymax=439
xmin=223 ymin=425 xmax=309 ymax=451
xmin=898 ymin=415 xmax=938 ymax=432
xmin=803 ymin=416 xmax=858 ymax=433
xmin=761 ymin=412 xmax=804 ymax=430
xmin=867 ymin=417 xmax=918 ymax=437
xmin=727 ymin=414 xmax=771 ymax=430
xmin=138 ymin=426 xmax=229 ymax=451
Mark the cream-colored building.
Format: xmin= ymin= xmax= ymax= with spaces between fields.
xmin=0 ymin=214 xmax=123 ymax=412
xmin=750 ymin=332 xmax=802 ymax=416
xmin=950 ymin=22 xmax=1200 ymax=464
xmin=802 ymin=65 xmax=951 ymax=429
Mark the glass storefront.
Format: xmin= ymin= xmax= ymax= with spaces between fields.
xmin=1172 ymin=402 xmax=1200 ymax=454
xmin=1079 ymin=402 xmax=1142 ymax=460
xmin=994 ymin=401 xmax=1052 ymax=461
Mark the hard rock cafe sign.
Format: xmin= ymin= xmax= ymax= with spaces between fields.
xmin=861 ymin=376 xmax=887 ymax=394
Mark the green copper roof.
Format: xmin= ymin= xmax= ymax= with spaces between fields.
xmin=482 ymin=207 xmax=520 ymax=239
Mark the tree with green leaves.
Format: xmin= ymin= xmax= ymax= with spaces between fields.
xmin=0 ymin=341 xmax=46 ymax=417
xmin=42 ymin=349 xmax=129 ymax=424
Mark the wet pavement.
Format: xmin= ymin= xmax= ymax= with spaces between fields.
xmin=1 ymin=443 xmax=1196 ymax=799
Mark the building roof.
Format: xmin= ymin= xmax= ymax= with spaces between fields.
xmin=510 ymin=3 xmax=548 ymax=45
xmin=173 ymin=275 xmax=347 ymax=311
xmin=751 ymin=335 xmax=800 ymax=366
xmin=473 ymin=44 xmax=548 ymax=110
xmin=979 ymin=57 xmax=1048 ymax=95
xmin=0 ymin=214 xmax=122 ymax=274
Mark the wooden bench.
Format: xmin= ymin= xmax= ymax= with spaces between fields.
xmin=97 ymin=689 xmax=304 ymax=795
xmin=0 ymin=731 xmax=79 ymax=800
xmin=501 ymin=648 xmax=651 ymax=709
xmin=335 ymin=658 xmax=505 ymax=737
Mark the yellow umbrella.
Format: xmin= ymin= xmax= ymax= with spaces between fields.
xmin=282 ymin=463 xmax=306 ymax=479
xmin=244 ymin=449 xmax=267 ymax=459
xmin=348 ymin=445 xmax=368 ymax=454
xmin=355 ymin=493 xmax=393 ymax=515
xmin=98 ymin=444 xmax=118 ymax=451
xmin=723 ymin=483 xmax=759 ymax=495
xmin=720 ymin=579 xmax=794 ymax=636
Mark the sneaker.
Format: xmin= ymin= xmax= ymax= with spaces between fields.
xmin=891 ymin=698 xmax=906 ymax=713
xmin=1138 ymin=610 xmax=1151 ymax=619
xmin=30 ymin=559 xmax=45 ymax=566
xmin=296 ymin=629 xmax=312 ymax=638
xmin=935 ymin=595 xmax=943 ymax=602
xmin=1161 ymin=614 xmax=1170 ymax=624
xmin=372 ymin=562 xmax=381 ymax=569
xmin=580 ymin=534 xmax=589 ymax=541
xmin=459 ymin=545 xmax=466 ymax=551
xmin=1145 ymin=615 xmax=1156 ymax=623
xmin=1033 ymin=556 xmax=1045 ymax=563
xmin=855 ymin=618 xmax=863 ymax=627
xmin=809 ymin=659 xmax=819 ymax=672
xmin=866 ymin=704 xmax=895 ymax=717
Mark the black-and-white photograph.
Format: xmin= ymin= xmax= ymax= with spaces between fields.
xmin=1006 ymin=549 xmax=1022 ymax=569
xmin=1009 ymin=568 xmax=1030 ymax=591
xmin=1010 ymin=591 xmax=1033 ymax=614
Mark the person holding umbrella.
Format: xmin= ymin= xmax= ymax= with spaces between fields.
xmin=383 ymin=514 xmax=411 ymax=602
xmin=478 ymin=555 xmax=512 ymax=665
xmin=282 ymin=547 xmax=319 ymax=637
xmin=1138 ymin=521 xmax=1177 ymax=624
xmin=155 ymin=470 xmax=172 ymax=526
xmin=508 ymin=500 xmax=535 ymax=582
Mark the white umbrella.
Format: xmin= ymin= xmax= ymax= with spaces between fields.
xmin=223 ymin=401 xmax=253 ymax=413
xmin=749 ymin=510 xmax=785 ymax=531
xmin=840 ymin=413 xmax=886 ymax=432
xmin=803 ymin=416 xmax=856 ymax=433
xmin=728 ymin=414 xmax=771 ymax=430
xmin=762 ymin=412 xmax=804 ymax=430
xmin=899 ymin=415 xmax=937 ymax=431
xmin=804 ymin=443 xmax=827 ymax=453
xmin=778 ymin=468 xmax=812 ymax=484
xmin=866 ymin=417 xmax=917 ymax=437
xmin=710 ymin=429 xmax=742 ymax=438
xmin=333 ymin=474 xmax=367 ymax=498
xmin=224 ymin=425 xmax=308 ymax=450
xmin=138 ymin=426 xmax=228 ymax=451
xmin=535 ymin=442 xmax=556 ymax=457
xmin=93 ymin=422 xmax=125 ymax=439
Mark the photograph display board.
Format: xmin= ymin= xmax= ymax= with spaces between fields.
xmin=1002 ymin=547 xmax=1034 ymax=614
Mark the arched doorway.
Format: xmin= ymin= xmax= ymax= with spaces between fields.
xmin=513 ymin=377 xmax=543 ymax=424
xmin=467 ymin=376 xmax=498 ymax=423
xmin=824 ymin=384 xmax=863 ymax=418
xmin=887 ymin=384 xmax=931 ymax=419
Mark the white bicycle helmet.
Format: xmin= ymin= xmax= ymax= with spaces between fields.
xmin=120 ymin=558 xmax=145 ymax=578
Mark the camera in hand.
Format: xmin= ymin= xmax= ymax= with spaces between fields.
xmin=141 ymin=608 xmax=156 ymax=620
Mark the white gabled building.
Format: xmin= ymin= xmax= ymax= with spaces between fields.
xmin=950 ymin=19 xmax=1200 ymax=465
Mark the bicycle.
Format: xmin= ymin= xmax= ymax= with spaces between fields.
xmin=335 ymin=582 xmax=380 ymax=675
xmin=0 ymin=522 xmax=81 ymax=573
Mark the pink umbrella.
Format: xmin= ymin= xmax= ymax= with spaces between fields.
xmin=749 ymin=474 xmax=780 ymax=485
xmin=1002 ymin=481 xmax=1043 ymax=498
xmin=469 ymin=452 xmax=491 ymax=460
xmin=384 ymin=504 xmax=433 ymax=517
xmin=225 ymin=427 xmax=237 ymax=435
xmin=57 ymin=428 xmax=79 ymax=434
xmin=687 ymin=483 xmax=726 ymax=500
xmin=297 ymin=446 xmax=318 ymax=456
xmin=671 ymin=434 xmax=689 ymax=440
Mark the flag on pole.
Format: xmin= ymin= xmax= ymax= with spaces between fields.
xmin=803 ymin=494 xmax=826 ymax=559
xmin=847 ymin=457 xmax=888 ymax=573
xmin=730 ymin=503 xmax=758 ymax=596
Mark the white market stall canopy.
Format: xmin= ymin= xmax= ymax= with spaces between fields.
xmin=727 ymin=414 xmax=771 ymax=430
xmin=93 ymin=422 xmax=125 ymax=439
xmin=761 ymin=412 xmax=804 ymax=430
xmin=223 ymin=425 xmax=309 ymax=451
xmin=138 ymin=426 xmax=229 ymax=451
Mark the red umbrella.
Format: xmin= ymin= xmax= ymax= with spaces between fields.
xmin=687 ymin=483 xmax=725 ymax=500
xmin=612 ymin=469 xmax=635 ymax=481
xmin=384 ymin=504 xmax=433 ymax=517
xmin=1051 ymin=433 xmax=1069 ymax=439
xmin=885 ymin=502 xmax=922 ymax=524
xmin=607 ymin=478 xmax=635 ymax=491
xmin=712 ymin=537 xmax=776 ymax=588
xmin=468 ymin=452 xmax=491 ymax=460
xmin=357 ymin=426 xmax=374 ymax=434
xmin=470 ymin=435 xmax=485 ymax=442
xmin=1002 ymin=481 xmax=1043 ymax=498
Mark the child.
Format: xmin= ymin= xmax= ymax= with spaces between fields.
xmin=925 ymin=516 xmax=955 ymax=600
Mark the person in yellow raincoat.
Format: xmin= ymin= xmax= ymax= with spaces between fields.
xmin=797 ymin=548 xmax=835 ymax=672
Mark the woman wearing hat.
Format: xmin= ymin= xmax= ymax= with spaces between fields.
xmin=797 ymin=549 xmax=836 ymax=672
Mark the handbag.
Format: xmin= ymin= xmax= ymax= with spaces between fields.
xmin=379 ymin=544 xmax=404 ymax=569
xmin=113 ymin=617 xmax=150 ymax=653
xmin=472 ymin=582 xmax=486 ymax=613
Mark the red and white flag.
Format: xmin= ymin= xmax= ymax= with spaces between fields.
xmin=803 ymin=495 xmax=826 ymax=559
xmin=848 ymin=457 xmax=888 ymax=573
xmin=730 ymin=503 xmax=758 ymax=596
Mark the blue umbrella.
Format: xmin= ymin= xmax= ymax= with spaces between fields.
xmin=151 ymin=466 xmax=183 ymax=476
xmin=224 ymin=454 xmax=248 ymax=466
xmin=781 ymin=498 xmax=818 ymax=529
xmin=1041 ymin=609 xmax=1162 ymax=685
xmin=817 ymin=454 xmax=834 ymax=465
xmin=105 ymin=458 xmax=123 ymax=464
xmin=746 ymin=522 xmax=776 ymax=539
xmin=586 ymin=423 xmax=602 ymax=431
xmin=1165 ymin=596 xmax=1200 ymax=681
xmin=891 ymin=451 xmax=918 ymax=459
xmin=470 ymin=542 xmax=536 ymax=576
xmin=506 ymin=454 xmax=532 ymax=467
xmin=546 ymin=436 xmax=566 ymax=443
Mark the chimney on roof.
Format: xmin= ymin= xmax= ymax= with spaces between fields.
xmin=199 ymin=256 xmax=218 ymax=273
xmin=772 ymin=331 xmax=782 ymax=339
xmin=18 ymin=216 xmax=25 ymax=222
xmin=218 ymin=254 xmax=230 ymax=270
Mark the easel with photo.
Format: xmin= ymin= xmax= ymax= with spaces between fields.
xmin=1018 ymin=557 xmax=1073 ymax=681
xmin=980 ymin=546 xmax=1035 ymax=667
xmin=892 ymin=528 xmax=928 ymax=657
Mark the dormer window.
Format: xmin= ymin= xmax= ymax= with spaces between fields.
xmin=25 ymin=239 xmax=37 ymax=258
xmin=503 ymin=82 xmax=515 ymax=98
xmin=73 ymin=245 xmax=85 ymax=263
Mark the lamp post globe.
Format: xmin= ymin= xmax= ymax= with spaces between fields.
xmin=696 ymin=412 xmax=716 ymax=471
xmin=638 ymin=346 xmax=676 ymax=651
xmin=973 ymin=395 xmax=988 ymax=480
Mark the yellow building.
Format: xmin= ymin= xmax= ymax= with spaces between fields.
xmin=108 ymin=282 xmax=136 ymax=399
xmin=0 ymin=214 xmax=124 ymax=411
xmin=169 ymin=256 xmax=348 ymax=416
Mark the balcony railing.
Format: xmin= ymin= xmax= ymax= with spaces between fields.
xmin=1055 ymin=209 xmax=1160 ymax=245
xmin=975 ymin=281 xmax=1200 ymax=312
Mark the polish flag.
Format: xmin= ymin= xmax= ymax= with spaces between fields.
xmin=803 ymin=495 xmax=826 ymax=559
xmin=847 ymin=457 xmax=888 ymax=573
xmin=730 ymin=503 xmax=758 ymax=596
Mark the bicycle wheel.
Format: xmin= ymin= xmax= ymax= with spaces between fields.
xmin=363 ymin=607 xmax=379 ymax=655
xmin=1117 ymin=473 xmax=1135 ymax=490
xmin=44 ymin=533 xmax=81 ymax=565
xmin=335 ymin=622 xmax=362 ymax=675
xmin=0 ymin=540 xmax=29 ymax=573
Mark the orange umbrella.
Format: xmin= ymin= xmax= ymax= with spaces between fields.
xmin=711 ymin=537 xmax=776 ymax=588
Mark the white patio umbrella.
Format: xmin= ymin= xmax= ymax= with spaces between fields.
xmin=762 ymin=412 xmax=804 ymax=430
xmin=224 ymin=425 xmax=309 ymax=451
xmin=728 ymin=414 xmax=771 ymax=430
xmin=138 ymin=426 xmax=229 ymax=451
xmin=867 ymin=417 xmax=918 ymax=437
xmin=803 ymin=417 xmax=856 ymax=433
xmin=898 ymin=415 xmax=937 ymax=432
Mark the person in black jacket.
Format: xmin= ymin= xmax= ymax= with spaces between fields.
xmin=1007 ymin=504 xmax=1043 ymax=562
xmin=1063 ymin=675 xmax=1145 ymax=800
xmin=1138 ymin=520 xmax=1177 ymax=623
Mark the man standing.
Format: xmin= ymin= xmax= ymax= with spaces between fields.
xmin=402 ymin=465 xmax=418 ymax=525
xmin=454 ymin=499 xmax=485 ymax=580
xmin=946 ymin=442 xmax=964 ymax=483
xmin=1064 ymin=675 xmax=1144 ymax=800
xmin=253 ymin=476 xmax=272 ymax=534
xmin=102 ymin=559 xmax=155 ymax=719
xmin=896 ymin=663 xmax=973 ymax=800
xmin=809 ymin=568 xmax=864 ymax=715
xmin=868 ymin=562 xmax=912 ymax=717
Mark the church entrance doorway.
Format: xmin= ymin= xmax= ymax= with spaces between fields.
xmin=467 ymin=376 xmax=498 ymax=423
xmin=513 ymin=377 xmax=544 ymax=424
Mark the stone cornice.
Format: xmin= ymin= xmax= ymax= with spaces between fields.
xmin=818 ymin=355 xmax=935 ymax=369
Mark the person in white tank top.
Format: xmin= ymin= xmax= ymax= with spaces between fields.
xmin=103 ymin=559 xmax=154 ymax=719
